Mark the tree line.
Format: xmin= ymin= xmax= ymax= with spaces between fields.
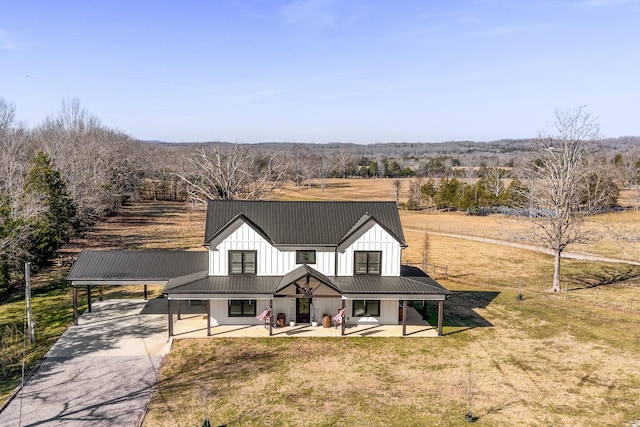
xmin=0 ymin=98 xmax=144 ymax=298
xmin=2 ymin=98 xmax=640 ymax=298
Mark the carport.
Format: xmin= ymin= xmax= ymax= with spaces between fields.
xmin=66 ymin=250 xmax=208 ymax=325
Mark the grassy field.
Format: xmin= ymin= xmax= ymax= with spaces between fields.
xmin=2 ymin=180 xmax=639 ymax=425
xmin=143 ymin=180 xmax=639 ymax=426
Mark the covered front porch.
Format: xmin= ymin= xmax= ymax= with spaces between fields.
xmin=164 ymin=263 xmax=449 ymax=339
xmin=167 ymin=298 xmax=440 ymax=338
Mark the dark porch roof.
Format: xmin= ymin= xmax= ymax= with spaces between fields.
xmin=165 ymin=274 xmax=280 ymax=294
xmin=275 ymin=264 xmax=341 ymax=294
xmin=336 ymin=276 xmax=450 ymax=295
xmin=163 ymin=265 xmax=450 ymax=298
xmin=67 ymin=250 xmax=208 ymax=283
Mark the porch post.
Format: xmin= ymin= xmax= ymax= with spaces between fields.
xmin=72 ymin=285 xmax=78 ymax=326
xmin=177 ymin=300 xmax=181 ymax=320
xmin=207 ymin=299 xmax=211 ymax=336
xmin=421 ymin=300 xmax=427 ymax=319
xmin=269 ymin=299 xmax=273 ymax=336
xmin=87 ymin=286 xmax=92 ymax=313
xmin=437 ymin=300 xmax=444 ymax=337
xmin=167 ymin=298 xmax=173 ymax=340
xmin=98 ymin=287 xmax=103 ymax=302
xmin=402 ymin=300 xmax=408 ymax=336
xmin=144 ymin=285 xmax=148 ymax=300
xmin=341 ymin=299 xmax=345 ymax=336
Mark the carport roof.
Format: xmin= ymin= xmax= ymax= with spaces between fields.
xmin=67 ymin=250 xmax=208 ymax=283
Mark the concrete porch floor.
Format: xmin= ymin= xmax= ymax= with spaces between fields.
xmin=170 ymin=301 xmax=439 ymax=338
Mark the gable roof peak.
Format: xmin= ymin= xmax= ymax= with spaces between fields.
xmin=204 ymin=199 xmax=406 ymax=246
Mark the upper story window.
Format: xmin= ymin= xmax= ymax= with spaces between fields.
xmin=354 ymin=251 xmax=381 ymax=275
xmin=296 ymin=250 xmax=316 ymax=264
xmin=229 ymin=250 xmax=256 ymax=275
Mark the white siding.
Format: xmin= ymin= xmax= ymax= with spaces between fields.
xmin=337 ymin=223 xmax=402 ymax=276
xmin=209 ymin=299 xmax=270 ymax=326
xmin=345 ymin=299 xmax=399 ymax=325
xmin=209 ymin=221 xmax=336 ymax=276
xmin=206 ymin=298 xmax=402 ymax=326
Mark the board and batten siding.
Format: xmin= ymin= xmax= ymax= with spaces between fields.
xmin=209 ymin=222 xmax=335 ymax=276
xmin=347 ymin=300 xmax=400 ymax=324
xmin=337 ymin=223 xmax=402 ymax=276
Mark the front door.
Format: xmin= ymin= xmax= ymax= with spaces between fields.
xmin=296 ymin=298 xmax=311 ymax=324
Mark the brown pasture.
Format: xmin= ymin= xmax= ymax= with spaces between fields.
xmin=142 ymin=180 xmax=640 ymax=426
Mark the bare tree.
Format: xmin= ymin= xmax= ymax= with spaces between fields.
xmin=517 ymin=106 xmax=607 ymax=292
xmin=335 ymin=149 xmax=355 ymax=178
xmin=620 ymin=150 xmax=640 ymax=210
xmin=0 ymin=100 xmax=43 ymax=296
xmin=408 ymin=176 xmax=424 ymax=210
xmin=176 ymin=145 xmax=283 ymax=205
xmin=33 ymin=98 xmax=142 ymax=223
xmin=393 ymin=179 xmax=402 ymax=206
xmin=483 ymin=161 xmax=507 ymax=203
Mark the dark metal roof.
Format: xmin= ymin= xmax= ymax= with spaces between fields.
xmin=275 ymin=264 xmax=341 ymax=294
xmin=336 ymin=276 xmax=450 ymax=295
xmin=165 ymin=275 xmax=281 ymax=294
xmin=67 ymin=250 xmax=208 ymax=282
xmin=336 ymin=266 xmax=451 ymax=295
xmin=204 ymin=200 xmax=406 ymax=247
xmin=164 ymin=265 xmax=450 ymax=297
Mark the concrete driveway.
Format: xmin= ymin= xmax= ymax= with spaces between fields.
xmin=0 ymin=299 xmax=170 ymax=427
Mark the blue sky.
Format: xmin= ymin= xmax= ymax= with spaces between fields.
xmin=1 ymin=0 xmax=639 ymax=143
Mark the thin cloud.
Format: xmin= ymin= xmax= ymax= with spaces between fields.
xmin=581 ymin=0 xmax=639 ymax=6
xmin=208 ymin=87 xmax=283 ymax=102
xmin=578 ymin=0 xmax=640 ymax=15
xmin=280 ymin=0 xmax=338 ymax=26
xmin=0 ymin=30 xmax=17 ymax=51
xmin=464 ymin=23 xmax=558 ymax=38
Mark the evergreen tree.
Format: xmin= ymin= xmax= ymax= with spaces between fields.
xmin=434 ymin=178 xmax=462 ymax=210
xmin=24 ymin=151 xmax=78 ymax=265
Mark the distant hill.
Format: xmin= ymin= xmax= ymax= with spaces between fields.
xmin=140 ymin=137 xmax=638 ymax=159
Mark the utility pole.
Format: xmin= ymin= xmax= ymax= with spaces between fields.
xmin=25 ymin=262 xmax=36 ymax=344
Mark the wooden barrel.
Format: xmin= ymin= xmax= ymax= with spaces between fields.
xmin=322 ymin=314 xmax=332 ymax=328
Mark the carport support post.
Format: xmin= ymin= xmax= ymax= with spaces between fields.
xmin=437 ymin=300 xmax=444 ymax=337
xmin=167 ymin=298 xmax=173 ymax=339
xmin=72 ymin=285 xmax=78 ymax=326
xmin=207 ymin=300 xmax=211 ymax=336
xmin=341 ymin=299 xmax=345 ymax=336
xmin=87 ymin=286 xmax=92 ymax=313
xmin=402 ymin=300 xmax=408 ymax=336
